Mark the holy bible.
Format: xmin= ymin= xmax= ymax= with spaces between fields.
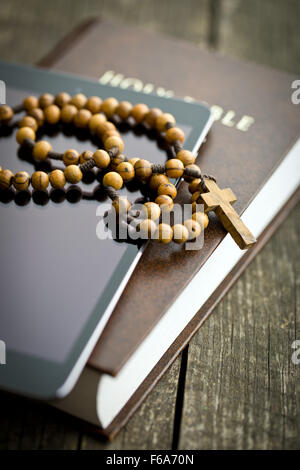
xmin=40 ymin=19 xmax=300 ymax=438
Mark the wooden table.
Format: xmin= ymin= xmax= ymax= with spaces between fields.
xmin=0 ymin=0 xmax=299 ymax=450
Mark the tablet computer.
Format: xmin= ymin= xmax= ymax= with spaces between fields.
xmin=0 ymin=61 xmax=213 ymax=400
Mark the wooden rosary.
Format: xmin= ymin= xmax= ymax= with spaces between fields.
xmin=0 ymin=93 xmax=256 ymax=249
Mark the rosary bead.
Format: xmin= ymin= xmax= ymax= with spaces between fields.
xmin=63 ymin=149 xmax=80 ymax=166
xmin=93 ymin=149 xmax=111 ymax=169
xmin=116 ymin=162 xmax=135 ymax=182
xmin=165 ymin=159 xmax=184 ymax=178
xmin=55 ymin=92 xmax=71 ymax=107
xmin=112 ymin=196 xmax=131 ymax=214
xmin=156 ymin=113 xmax=176 ymax=132
xmin=191 ymin=191 xmax=202 ymax=203
xmin=23 ymin=95 xmax=39 ymax=112
xmin=176 ymin=149 xmax=195 ymax=166
xmin=64 ymin=165 xmax=83 ymax=184
xmin=29 ymin=108 xmax=44 ymax=126
xmin=49 ymin=169 xmax=66 ymax=189
xmin=188 ymin=178 xmax=201 ymax=193
xmin=157 ymin=182 xmax=177 ymax=199
xmin=33 ymin=140 xmax=52 ymax=161
xmin=142 ymin=202 xmax=161 ymax=221
xmin=44 ymin=104 xmax=61 ymax=125
xmin=192 ymin=211 xmax=209 ymax=229
xmin=13 ymin=171 xmax=30 ymax=191
xmin=149 ymin=174 xmax=169 ymax=191
xmin=184 ymin=219 xmax=201 ymax=240
xmin=172 ymin=224 xmax=189 ymax=244
xmin=39 ymin=93 xmax=54 ymax=109
xmin=104 ymin=135 xmax=125 ymax=153
xmin=131 ymin=103 xmax=149 ymax=123
xmin=16 ymin=126 xmax=36 ymax=145
xmin=18 ymin=116 xmax=38 ymax=132
xmin=70 ymin=93 xmax=87 ymax=109
xmin=183 ymin=163 xmax=201 ymax=182
xmin=60 ymin=104 xmax=77 ymax=124
xmin=101 ymin=97 xmax=119 ymax=118
xmin=134 ymin=159 xmax=152 ymax=181
xmin=145 ymin=108 xmax=162 ymax=128
xmin=85 ymin=96 xmax=102 ymax=114
xmin=96 ymin=120 xmax=116 ymax=137
xmin=138 ymin=219 xmax=157 ymax=238
xmin=88 ymin=113 xmax=107 ymax=134
xmin=0 ymin=169 xmax=14 ymax=189
xmin=128 ymin=157 xmax=140 ymax=167
xmin=31 ymin=171 xmax=49 ymax=191
xmin=102 ymin=171 xmax=123 ymax=190
xmin=0 ymin=105 xmax=13 ymax=123
xmin=116 ymin=101 xmax=133 ymax=120
xmin=73 ymin=109 xmax=92 ymax=128
xmin=157 ymin=223 xmax=173 ymax=244
xmin=80 ymin=150 xmax=93 ymax=164
xmin=102 ymin=129 xmax=121 ymax=143
xmin=155 ymin=194 xmax=174 ymax=212
xmin=165 ymin=127 xmax=185 ymax=144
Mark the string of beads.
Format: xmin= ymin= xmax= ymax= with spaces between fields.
xmin=0 ymin=93 xmax=213 ymax=244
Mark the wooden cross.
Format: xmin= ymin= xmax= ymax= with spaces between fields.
xmin=200 ymin=179 xmax=256 ymax=250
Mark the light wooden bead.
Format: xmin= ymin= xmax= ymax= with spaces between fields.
xmin=155 ymin=194 xmax=174 ymax=212
xmin=55 ymin=92 xmax=71 ymax=107
xmin=145 ymin=108 xmax=162 ymax=128
xmin=172 ymin=224 xmax=189 ymax=244
xmin=184 ymin=219 xmax=201 ymax=240
xmin=128 ymin=157 xmax=140 ymax=167
xmin=63 ymin=149 xmax=80 ymax=166
xmin=101 ymin=97 xmax=119 ymax=118
xmin=103 ymin=171 xmax=123 ymax=190
xmin=131 ymin=103 xmax=149 ymax=123
xmin=29 ymin=108 xmax=44 ymax=126
xmin=149 ymin=174 xmax=169 ymax=191
xmin=49 ymin=169 xmax=66 ymax=189
xmin=80 ymin=150 xmax=93 ymax=164
xmin=85 ymin=96 xmax=102 ymax=114
xmin=88 ymin=113 xmax=107 ymax=134
xmin=0 ymin=169 xmax=14 ymax=189
xmin=177 ymin=149 xmax=195 ymax=166
xmin=18 ymin=116 xmax=38 ymax=132
xmin=104 ymin=135 xmax=124 ymax=153
xmin=93 ymin=149 xmax=110 ymax=169
xmin=165 ymin=159 xmax=184 ymax=178
xmin=165 ymin=127 xmax=185 ymax=143
xmin=116 ymin=101 xmax=133 ymax=120
xmin=44 ymin=104 xmax=60 ymax=125
xmin=138 ymin=219 xmax=157 ymax=238
xmin=16 ymin=126 xmax=36 ymax=145
xmin=13 ymin=171 xmax=30 ymax=191
xmin=142 ymin=202 xmax=161 ymax=221
xmin=157 ymin=182 xmax=177 ymax=199
xmin=96 ymin=120 xmax=116 ymax=137
xmin=192 ymin=211 xmax=209 ymax=228
xmin=134 ymin=159 xmax=152 ymax=181
xmin=60 ymin=104 xmax=77 ymax=124
xmin=188 ymin=178 xmax=201 ymax=193
xmin=191 ymin=191 xmax=202 ymax=203
xmin=70 ymin=93 xmax=87 ymax=109
xmin=33 ymin=140 xmax=52 ymax=161
xmin=64 ymin=165 xmax=82 ymax=184
xmin=0 ymin=105 xmax=13 ymax=123
xmin=116 ymin=162 xmax=135 ymax=182
xmin=31 ymin=171 xmax=49 ymax=191
xmin=111 ymin=154 xmax=125 ymax=170
xmin=112 ymin=196 xmax=131 ymax=214
xmin=73 ymin=109 xmax=92 ymax=128
xmin=39 ymin=93 xmax=54 ymax=109
xmin=157 ymin=223 xmax=173 ymax=244
xmin=102 ymin=129 xmax=120 ymax=143
xmin=23 ymin=95 xmax=39 ymax=112
xmin=156 ymin=113 xmax=176 ymax=132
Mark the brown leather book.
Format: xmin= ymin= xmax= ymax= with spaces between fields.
xmin=42 ymin=19 xmax=300 ymax=438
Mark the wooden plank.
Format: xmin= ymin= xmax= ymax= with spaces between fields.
xmin=81 ymin=357 xmax=181 ymax=449
xmin=217 ymin=0 xmax=300 ymax=73
xmin=179 ymin=203 xmax=300 ymax=449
